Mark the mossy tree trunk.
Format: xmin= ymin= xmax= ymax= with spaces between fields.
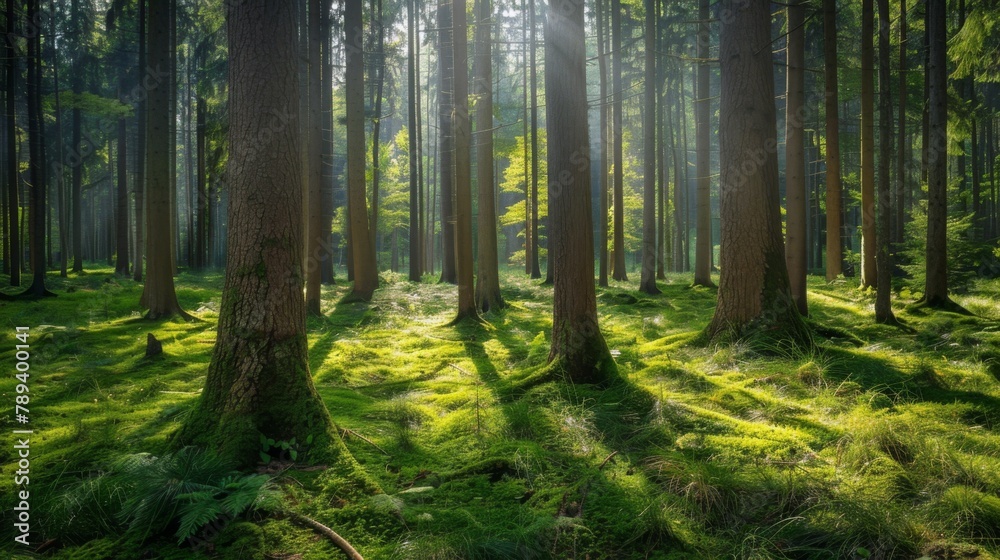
xmin=177 ymin=0 xmax=348 ymax=468
xmin=707 ymin=0 xmax=809 ymax=347
xmin=545 ymin=0 xmax=616 ymax=383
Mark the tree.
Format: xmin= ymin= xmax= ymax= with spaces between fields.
xmin=437 ymin=0 xmax=456 ymax=284
xmin=860 ymin=0 xmax=876 ymax=288
xmin=707 ymin=0 xmax=808 ymax=345
xmin=140 ymin=0 xmax=186 ymax=318
xmin=785 ymin=0 xmax=807 ymax=315
xmin=823 ymin=0 xmax=841 ymax=281
xmin=175 ymin=0 xmax=354 ymax=467
xmin=407 ymin=0 xmax=421 ymax=282
xmin=452 ymin=0 xmax=477 ymax=321
xmin=638 ymin=0 xmax=659 ymax=295
xmin=610 ymin=0 xmax=626 ymax=281
xmin=693 ymin=0 xmax=713 ymax=288
xmin=473 ymin=0 xmax=504 ymax=312
xmin=345 ymin=0 xmax=378 ymax=301
xmin=922 ymin=0 xmax=952 ymax=308
xmin=528 ymin=0 xmax=541 ymax=280
xmin=894 ymin=0 xmax=907 ymax=247
xmin=305 ymin=0 xmax=323 ymax=315
xmin=133 ymin=0 xmax=145 ymax=282
xmin=545 ymin=0 xmax=615 ymax=383
xmin=596 ymin=0 xmax=609 ymax=287
xmin=4 ymin=0 xmax=18 ymax=287
xmin=875 ymin=0 xmax=895 ymax=323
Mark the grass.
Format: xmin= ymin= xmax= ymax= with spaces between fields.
xmin=2 ymin=266 xmax=1000 ymax=559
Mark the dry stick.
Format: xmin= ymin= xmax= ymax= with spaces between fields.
xmin=341 ymin=428 xmax=390 ymax=456
xmin=598 ymin=450 xmax=618 ymax=470
xmin=285 ymin=510 xmax=364 ymax=560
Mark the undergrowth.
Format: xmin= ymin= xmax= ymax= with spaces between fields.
xmin=1 ymin=267 xmax=1000 ymax=559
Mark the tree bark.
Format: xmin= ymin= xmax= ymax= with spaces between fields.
xmin=133 ymin=0 xmax=145 ymax=281
xmin=452 ymin=0 xmax=477 ymax=321
xmin=473 ymin=0 xmax=503 ymax=312
xmin=438 ymin=0 xmax=456 ymax=283
xmin=195 ymin=96 xmax=206 ymax=269
xmin=408 ymin=0 xmax=422 ymax=282
xmin=596 ymin=0 xmax=609 ymax=287
xmin=785 ymin=0 xmax=807 ymax=315
xmin=528 ymin=0 xmax=541 ymax=279
xmin=923 ymin=0 xmax=950 ymax=307
xmin=140 ymin=0 xmax=186 ymax=318
xmin=707 ymin=0 xmax=808 ymax=346
xmin=306 ymin=0 xmax=324 ymax=315
xmin=369 ymin=0 xmax=385 ymax=263
xmin=860 ymin=0 xmax=876 ymax=289
xmin=23 ymin=0 xmax=53 ymax=297
xmin=894 ymin=0 xmax=907 ymax=248
xmin=176 ymin=0 xmax=357 ymax=470
xmin=545 ymin=0 xmax=616 ymax=383
xmin=5 ymin=0 xmax=19 ymax=286
xmin=610 ymin=0 xmax=627 ymax=281
xmin=115 ymin=115 xmax=129 ymax=275
xmin=693 ymin=0 xmax=713 ymax=287
xmin=639 ymin=0 xmax=659 ymax=295
xmin=875 ymin=0 xmax=895 ymax=323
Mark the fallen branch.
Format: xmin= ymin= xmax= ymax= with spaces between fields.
xmin=341 ymin=428 xmax=390 ymax=456
xmin=285 ymin=510 xmax=364 ymax=560
xmin=599 ymin=451 xmax=618 ymax=470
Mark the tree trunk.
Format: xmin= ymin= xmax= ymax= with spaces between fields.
xmin=923 ymin=0 xmax=950 ymax=307
xmin=528 ymin=0 xmax=541 ymax=279
xmin=369 ymin=0 xmax=384 ymax=264
xmin=23 ymin=0 xmax=53 ymax=297
xmin=49 ymin=1 xmax=67 ymax=278
xmin=894 ymin=0 xmax=907 ymax=248
xmin=407 ymin=0 xmax=421 ymax=282
xmin=545 ymin=0 xmax=616 ymax=383
xmin=639 ymin=0 xmax=659 ymax=295
xmin=452 ymin=0 xmax=477 ymax=321
xmin=345 ymin=0 xmax=378 ymax=300
xmin=320 ymin=0 xmax=335 ymax=284
xmin=860 ymin=0 xmax=876 ymax=289
xmin=133 ymin=0 xmax=145 ymax=281
xmin=875 ymin=0 xmax=895 ymax=323
xmin=438 ymin=0 xmax=456 ymax=284
xmin=176 ymin=0 xmax=358 ymax=470
xmin=707 ymin=0 xmax=808 ymax=346
xmin=140 ymin=0 xmax=187 ymax=318
xmin=785 ymin=0 xmax=807 ymax=315
xmin=5 ymin=0 xmax=19 ymax=286
xmin=610 ymin=0 xmax=627 ymax=281
xmin=115 ymin=115 xmax=129 ymax=275
xmin=823 ymin=0 xmax=842 ymax=280
xmin=473 ymin=0 xmax=503 ymax=312
xmin=195 ymin=96 xmax=206 ymax=269
xmin=306 ymin=0 xmax=323 ymax=315
xmin=693 ymin=0 xmax=713 ymax=287
xmin=597 ymin=0 xmax=609 ymax=287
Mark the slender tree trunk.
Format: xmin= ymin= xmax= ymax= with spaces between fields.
xmin=875 ymin=0 xmax=895 ymax=323
xmin=656 ymin=0 xmax=668 ymax=280
xmin=306 ymin=0 xmax=324 ymax=315
xmin=785 ymin=0 xmax=807 ymax=315
xmin=474 ymin=0 xmax=503 ymax=311
xmin=133 ymin=0 xmax=146 ymax=281
xmin=921 ymin=6 xmax=929 ymax=188
xmin=49 ymin=0 xmax=67 ymax=278
xmin=639 ymin=0 xmax=659 ymax=295
xmin=415 ymin=1 xmax=425 ymax=277
xmin=452 ymin=0 xmax=477 ymax=320
xmin=437 ymin=0 xmax=456 ymax=284
xmin=707 ymin=0 xmax=808 ymax=345
xmin=528 ymin=0 xmax=541 ymax=279
xmin=140 ymin=0 xmax=187 ymax=318
xmin=546 ymin=0 xmax=615 ymax=383
xmin=972 ymin=119 xmax=982 ymax=239
xmin=345 ymin=0 xmax=378 ymax=300
xmin=923 ymin=0 xmax=950 ymax=307
xmin=859 ymin=0 xmax=876 ymax=289
xmin=5 ymin=0 xmax=20 ymax=286
xmin=610 ymin=0 xmax=627 ymax=281
xmin=408 ymin=0 xmax=422 ymax=282
xmin=670 ymin=71 xmax=683 ymax=272
xmin=195 ymin=96 xmax=206 ymax=269
xmin=597 ymin=0 xmax=609 ymax=287
xmin=320 ymin=0 xmax=335 ymax=284
xmin=522 ymin=0 xmax=530 ymax=277
xmin=679 ymin=67 xmax=691 ymax=272
xmin=894 ymin=0 xmax=907 ymax=248
xmin=369 ymin=0 xmax=384 ymax=264
xmin=115 ymin=115 xmax=129 ymax=275
xmin=692 ymin=0 xmax=713 ymax=287
xmin=23 ymin=0 xmax=52 ymax=297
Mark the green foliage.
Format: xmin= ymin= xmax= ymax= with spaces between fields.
xmin=901 ymin=206 xmax=990 ymax=294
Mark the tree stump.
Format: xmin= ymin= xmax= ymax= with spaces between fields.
xmin=145 ymin=333 xmax=163 ymax=358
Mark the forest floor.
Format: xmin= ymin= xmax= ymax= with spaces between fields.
xmin=2 ymin=267 xmax=1000 ymax=559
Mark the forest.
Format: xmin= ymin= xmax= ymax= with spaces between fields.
xmin=2 ymin=0 xmax=1000 ymax=558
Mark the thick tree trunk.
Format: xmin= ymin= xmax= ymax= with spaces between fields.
xmin=345 ymin=0 xmax=378 ymax=300
xmin=639 ymin=0 xmax=659 ymax=295
xmin=610 ymin=0 xmax=627 ymax=281
xmin=140 ymin=0 xmax=186 ymax=318
xmin=133 ymin=0 xmax=145 ymax=281
xmin=875 ymin=0 xmax=895 ymax=323
xmin=785 ymin=0 xmax=807 ymax=315
xmin=545 ymin=0 xmax=616 ymax=383
xmin=23 ymin=0 xmax=53 ymax=297
xmin=438 ymin=0 xmax=456 ymax=284
xmin=452 ymin=0 xmax=477 ymax=321
xmin=176 ymin=0 xmax=358 ymax=470
xmin=707 ymin=0 xmax=808 ymax=346
xmin=473 ymin=0 xmax=503 ymax=312
xmin=693 ymin=0 xmax=713 ymax=287
xmin=860 ymin=0 xmax=876 ymax=289
xmin=923 ymin=0 xmax=950 ymax=307
xmin=306 ymin=0 xmax=323 ymax=315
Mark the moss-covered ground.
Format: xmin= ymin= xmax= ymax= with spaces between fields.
xmin=3 ymin=267 xmax=1000 ymax=559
